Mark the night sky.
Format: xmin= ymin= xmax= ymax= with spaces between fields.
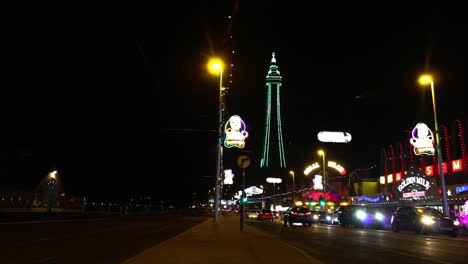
xmin=2 ymin=3 xmax=467 ymax=206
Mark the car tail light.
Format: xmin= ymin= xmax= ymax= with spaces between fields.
xmin=306 ymin=212 xmax=311 ymax=215
xmin=291 ymin=211 xmax=298 ymax=215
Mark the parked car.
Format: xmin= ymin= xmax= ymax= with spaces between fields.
xmin=246 ymin=210 xmax=260 ymax=219
xmin=257 ymin=209 xmax=274 ymax=221
xmin=336 ymin=205 xmax=385 ymax=229
xmin=391 ymin=206 xmax=458 ymax=237
xmin=283 ymin=206 xmax=312 ymax=226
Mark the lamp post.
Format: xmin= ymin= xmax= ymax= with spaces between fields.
xmin=318 ymin=150 xmax=327 ymax=215
xmin=418 ymin=74 xmax=450 ymax=217
xmin=260 ymin=185 xmax=264 ymax=209
xmin=289 ymin=170 xmax=295 ymax=202
xmin=208 ymin=58 xmax=224 ymax=223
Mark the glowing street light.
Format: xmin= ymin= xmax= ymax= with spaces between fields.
xmin=289 ymin=170 xmax=295 ymax=201
xmin=208 ymin=57 xmax=224 ymax=223
xmin=318 ymin=150 xmax=327 ymax=214
xmin=418 ymin=74 xmax=450 ymax=217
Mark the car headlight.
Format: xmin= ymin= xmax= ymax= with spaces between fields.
xmin=313 ymin=215 xmax=319 ymax=220
xmin=453 ymin=219 xmax=460 ymax=226
xmin=421 ymin=216 xmax=435 ymax=225
xmin=326 ymin=216 xmax=331 ymax=221
xmin=375 ymin=212 xmax=384 ymax=221
xmin=356 ymin=210 xmax=367 ymax=220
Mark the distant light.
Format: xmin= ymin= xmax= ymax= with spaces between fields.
xmin=418 ymin=74 xmax=433 ymax=86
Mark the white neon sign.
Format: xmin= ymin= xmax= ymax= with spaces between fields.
xmin=327 ymin=161 xmax=346 ymax=175
xmin=266 ymin=177 xmax=282 ymax=183
xmin=304 ymin=162 xmax=320 ymax=175
xmin=317 ymin=131 xmax=352 ymax=143
xmin=397 ymin=176 xmax=432 ymax=192
xmin=313 ymin=175 xmax=323 ymax=190
xmin=410 ymin=123 xmax=435 ymax=156
xmin=224 ymin=115 xmax=248 ymax=148
xmin=223 ymin=169 xmax=234 ymax=185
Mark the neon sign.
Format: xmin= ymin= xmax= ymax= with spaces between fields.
xmin=456 ymin=185 xmax=468 ymax=194
xmin=327 ymin=161 xmax=346 ymax=175
xmin=409 ymin=123 xmax=435 ymax=155
xmin=224 ymin=115 xmax=248 ymax=148
xmin=223 ymin=169 xmax=234 ymax=185
xmin=317 ymin=131 xmax=352 ymax=143
xmin=313 ymin=175 xmax=323 ymax=190
xmin=304 ymin=162 xmax=320 ymax=175
xmin=402 ymin=191 xmax=425 ymax=198
xmin=356 ymin=196 xmax=382 ymax=203
xmin=397 ymin=176 xmax=431 ymax=192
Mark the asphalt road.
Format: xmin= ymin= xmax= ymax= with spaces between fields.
xmin=1 ymin=215 xmax=208 ymax=264
xmin=247 ymin=219 xmax=468 ymax=264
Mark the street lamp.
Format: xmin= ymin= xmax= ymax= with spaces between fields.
xmin=318 ymin=150 xmax=327 ymax=215
xmin=208 ymin=58 xmax=224 ymax=223
xmin=289 ymin=170 xmax=295 ymax=202
xmin=418 ymin=74 xmax=450 ymax=217
xmin=260 ymin=185 xmax=264 ymax=209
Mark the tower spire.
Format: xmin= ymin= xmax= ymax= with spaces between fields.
xmin=266 ymin=52 xmax=282 ymax=82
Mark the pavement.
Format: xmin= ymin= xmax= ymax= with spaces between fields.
xmin=121 ymin=215 xmax=322 ymax=264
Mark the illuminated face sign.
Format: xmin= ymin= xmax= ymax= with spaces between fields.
xmin=224 ymin=115 xmax=248 ymax=148
xmin=245 ymin=186 xmax=263 ymax=195
xmin=313 ymin=175 xmax=323 ymax=190
xmin=223 ymin=169 xmax=234 ymax=185
xmin=409 ymin=123 xmax=435 ymax=155
xmin=317 ymin=131 xmax=352 ymax=143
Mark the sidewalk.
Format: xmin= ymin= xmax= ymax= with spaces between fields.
xmin=121 ymin=215 xmax=322 ymax=264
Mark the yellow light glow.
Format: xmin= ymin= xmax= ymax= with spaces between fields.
xmin=207 ymin=58 xmax=224 ymax=75
xmin=318 ymin=150 xmax=324 ymax=156
xmin=295 ymin=201 xmax=303 ymax=206
xmin=418 ymin=74 xmax=433 ymax=86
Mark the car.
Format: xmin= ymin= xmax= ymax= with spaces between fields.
xmin=336 ymin=205 xmax=385 ymax=229
xmin=282 ymin=206 xmax=312 ymax=226
xmin=246 ymin=210 xmax=260 ymax=219
xmin=257 ymin=209 xmax=274 ymax=221
xmin=329 ymin=210 xmax=339 ymax=225
xmin=391 ymin=206 xmax=458 ymax=237
xmin=311 ymin=210 xmax=328 ymax=224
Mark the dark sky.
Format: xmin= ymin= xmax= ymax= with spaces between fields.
xmin=2 ymin=3 xmax=467 ymax=206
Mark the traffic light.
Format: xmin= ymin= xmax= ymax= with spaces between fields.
xmin=242 ymin=196 xmax=247 ymax=203
xmin=319 ymin=196 xmax=325 ymax=206
xmin=389 ymin=193 xmax=395 ymax=199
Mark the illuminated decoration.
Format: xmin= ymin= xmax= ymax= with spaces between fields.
xmin=266 ymin=177 xmax=282 ymax=184
xmin=452 ymin=159 xmax=463 ymax=172
xmin=387 ymin=174 xmax=393 ymax=183
xmin=395 ymin=172 xmax=402 ymax=182
xmin=456 ymin=185 xmax=468 ymax=194
xmin=260 ymin=52 xmax=287 ymax=168
xmin=244 ymin=186 xmax=263 ymax=195
xmin=399 ymin=141 xmax=406 ymax=173
xmin=327 ymin=161 xmax=346 ymax=175
xmin=402 ymin=191 xmax=425 ymax=198
xmin=379 ymin=176 xmax=385 ymax=184
xmin=223 ymin=169 xmax=234 ymax=185
xmin=313 ymin=175 xmax=323 ymax=190
xmin=304 ymin=162 xmax=320 ymax=175
xmin=442 ymin=125 xmax=452 ymax=173
xmin=356 ymin=196 xmax=383 ymax=203
xmin=398 ymin=176 xmax=431 ymax=192
xmin=456 ymin=120 xmax=468 ymax=174
xmin=304 ymin=161 xmax=346 ymax=176
xmin=317 ymin=131 xmax=352 ymax=143
xmin=409 ymin=123 xmax=435 ymax=155
xmin=305 ymin=191 xmax=341 ymax=202
xmin=224 ymin=115 xmax=248 ymax=148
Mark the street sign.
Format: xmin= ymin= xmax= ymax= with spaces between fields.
xmin=236 ymin=155 xmax=251 ymax=168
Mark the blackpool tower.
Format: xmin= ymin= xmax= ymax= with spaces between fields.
xmin=260 ymin=52 xmax=287 ymax=170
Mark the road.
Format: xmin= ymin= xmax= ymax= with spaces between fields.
xmin=247 ymin=219 xmax=468 ymax=264
xmin=1 ymin=215 xmax=208 ymax=264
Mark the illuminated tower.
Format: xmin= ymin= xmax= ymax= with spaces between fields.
xmin=260 ymin=52 xmax=286 ymax=169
